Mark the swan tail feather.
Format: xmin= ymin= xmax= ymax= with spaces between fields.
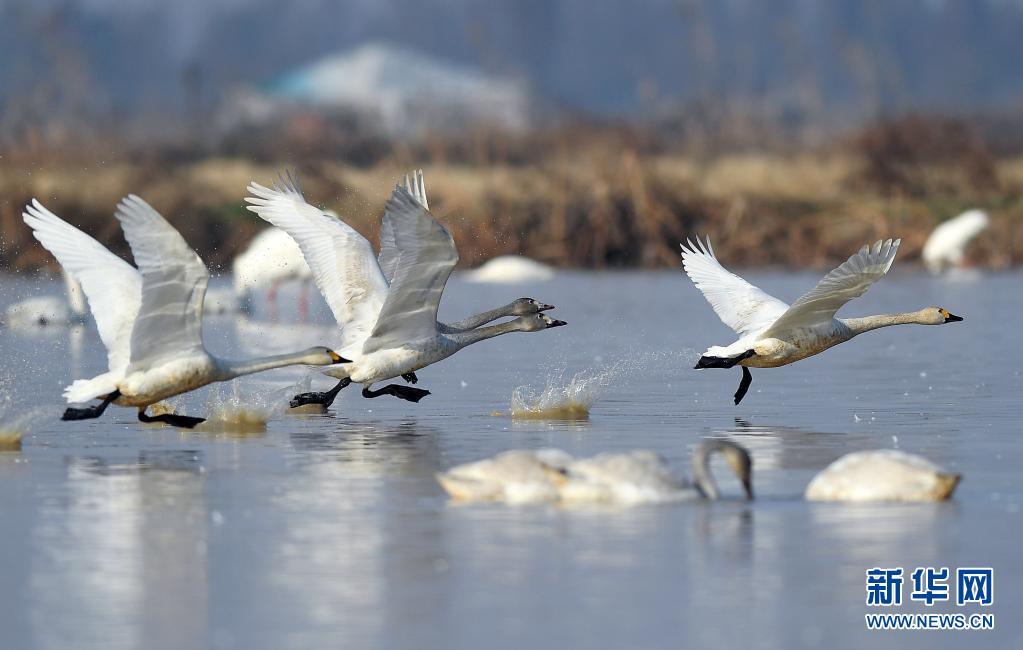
xmin=64 ymin=373 xmax=119 ymax=404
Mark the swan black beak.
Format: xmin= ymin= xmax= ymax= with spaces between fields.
xmin=538 ymin=302 xmax=555 ymax=312
xmin=547 ymin=318 xmax=567 ymax=328
xmin=944 ymin=312 xmax=963 ymax=323
xmin=328 ymin=351 xmax=352 ymax=364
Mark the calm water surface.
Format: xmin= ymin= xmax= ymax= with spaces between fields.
xmin=0 ymin=270 xmax=1019 ymax=649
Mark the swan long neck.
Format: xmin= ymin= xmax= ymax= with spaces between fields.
xmin=217 ymin=350 xmax=329 ymax=380
xmin=445 ymin=302 xmax=518 ymax=332
xmin=446 ymin=319 xmax=530 ymax=349
xmin=691 ymin=440 xmax=753 ymax=500
xmin=692 ymin=444 xmax=721 ymax=500
xmin=842 ymin=310 xmax=930 ymax=337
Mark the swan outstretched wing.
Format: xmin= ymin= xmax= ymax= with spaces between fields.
xmin=22 ymin=200 xmax=142 ymax=374
xmin=761 ymin=239 xmax=901 ymax=336
xmin=377 ymin=169 xmax=429 ymax=284
xmin=362 ymin=184 xmax=458 ymax=354
xmin=245 ymin=174 xmax=388 ymax=355
xmin=114 ymin=195 xmax=209 ymax=367
xmin=680 ymin=237 xmax=789 ymax=337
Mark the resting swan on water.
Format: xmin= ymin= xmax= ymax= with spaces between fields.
xmin=23 ymin=197 xmax=349 ymax=429
xmin=245 ymin=170 xmax=565 ymax=408
xmin=682 ymin=237 xmax=963 ymax=405
xmin=436 ymin=439 xmax=752 ymax=505
xmin=805 ymin=449 xmax=961 ymax=502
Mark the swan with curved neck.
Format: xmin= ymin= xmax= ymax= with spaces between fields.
xmin=436 ymin=439 xmax=753 ymax=504
xmin=23 ymin=196 xmax=349 ymax=429
xmin=682 ymin=237 xmax=963 ymax=405
xmin=246 ymin=169 xmax=565 ymax=408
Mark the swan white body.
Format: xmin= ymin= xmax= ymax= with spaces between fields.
xmin=805 ymin=450 xmax=961 ymax=502
xmin=232 ymin=226 xmax=313 ymax=297
xmin=23 ymin=197 xmax=344 ymax=423
xmin=464 ymin=255 xmax=555 ymax=283
xmin=436 ymin=440 xmax=752 ymax=505
xmin=245 ymin=170 xmax=563 ymax=402
xmin=682 ymin=237 xmax=962 ymax=404
xmin=922 ymin=209 xmax=989 ymax=274
xmin=5 ymin=271 xmax=86 ymax=328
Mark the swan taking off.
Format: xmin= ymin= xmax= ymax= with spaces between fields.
xmin=922 ymin=209 xmax=989 ymax=274
xmin=23 ymin=197 xmax=348 ymax=429
xmin=233 ymin=226 xmax=314 ymax=316
xmin=682 ymin=237 xmax=962 ymax=405
xmin=245 ymin=170 xmax=564 ymax=409
xmin=805 ymin=450 xmax=960 ymax=502
xmin=436 ymin=439 xmax=752 ymax=505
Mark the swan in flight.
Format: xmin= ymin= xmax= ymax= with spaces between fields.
xmin=682 ymin=237 xmax=962 ymax=405
xmin=805 ymin=449 xmax=960 ymax=502
xmin=4 ymin=271 xmax=86 ymax=328
xmin=23 ymin=197 xmax=349 ymax=429
xmin=922 ymin=209 xmax=989 ymax=274
xmin=436 ymin=439 xmax=752 ymax=505
xmin=245 ymin=170 xmax=564 ymax=408
xmin=233 ymin=226 xmax=314 ymax=317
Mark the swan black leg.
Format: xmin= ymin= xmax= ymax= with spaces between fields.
xmin=361 ymin=384 xmax=431 ymax=403
xmin=290 ymin=377 xmax=351 ymax=409
xmin=694 ymin=349 xmax=755 ymax=369
xmin=62 ymin=390 xmax=121 ymax=421
xmin=734 ymin=366 xmax=753 ymax=405
xmin=401 ymin=372 xmax=419 ymax=385
xmin=137 ymin=408 xmax=206 ymax=429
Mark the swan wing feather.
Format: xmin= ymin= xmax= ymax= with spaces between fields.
xmin=114 ymin=195 xmax=209 ymax=367
xmin=680 ymin=237 xmax=789 ymax=337
xmin=362 ymin=184 xmax=457 ymax=354
xmin=22 ymin=199 xmax=142 ymax=374
xmin=377 ymin=169 xmax=429 ymax=284
xmin=245 ymin=175 xmax=388 ymax=355
xmin=761 ymin=239 xmax=900 ymax=336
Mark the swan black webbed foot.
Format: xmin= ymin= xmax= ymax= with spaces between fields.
xmin=734 ymin=366 xmax=753 ymax=405
xmin=361 ymin=384 xmax=431 ymax=403
xmin=137 ymin=409 xmax=206 ymax=429
xmin=694 ymin=349 xmax=755 ymax=369
xmin=289 ymin=377 xmax=351 ymax=409
xmin=61 ymin=390 xmax=120 ymax=421
xmin=402 ymin=372 xmax=419 ymax=385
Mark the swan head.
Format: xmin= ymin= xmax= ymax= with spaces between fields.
xmin=303 ymin=347 xmax=352 ymax=365
xmin=925 ymin=307 xmax=964 ymax=324
xmin=516 ymin=313 xmax=567 ymax=332
xmin=511 ymin=298 xmax=555 ymax=315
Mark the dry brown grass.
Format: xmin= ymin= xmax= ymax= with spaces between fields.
xmin=2 ymin=119 xmax=1021 ymax=273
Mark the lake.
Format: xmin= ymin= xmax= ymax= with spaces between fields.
xmin=0 ymin=270 xmax=1018 ymax=649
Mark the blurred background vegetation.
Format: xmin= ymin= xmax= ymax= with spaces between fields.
xmin=2 ymin=0 xmax=1022 ymax=272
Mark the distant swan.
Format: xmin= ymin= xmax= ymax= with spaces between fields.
xmin=464 ymin=255 xmax=555 ymax=283
xmin=436 ymin=439 xmax=753 ymax=504
xmin=922 ymin=209 xmax=989 ymax=274
xmin=233 ymin=226 xmax=314 ymax=316
xmin=245 ymin=170 xmax=564 ymax=408
xmin=805 ymin=450 xmax=961 ymax=502
xmin=682 ymin=237 xmax=962 ymax=405
xmin=5 ymin=271 xmax=86 ymax=328
xmin=23 ymin=197 xmax=348 ymax=428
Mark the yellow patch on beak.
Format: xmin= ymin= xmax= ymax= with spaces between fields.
xmin=939 ymin=308 xmax=950 ymax=319
xmin=328 ymin=350 xmax=344 ymax=363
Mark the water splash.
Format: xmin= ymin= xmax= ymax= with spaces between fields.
xmin=196 ymin=384 xmax=275 ymax=435
xmin=511 ymin=350 xmax=693 ymax=420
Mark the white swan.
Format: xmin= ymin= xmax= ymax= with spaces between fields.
xmin=5 ymin=271 xmax=87 ymax=328
xmin=245 ymin=170 xmax=564 ymax=408
xmin=23 ymin=197 xmax=349 ymax=428
xmin=464 ymin=255 xmax=555 ymax=283
xmin=805 ymin=450 xmax=961 ymax=502
xmin=233 ymin=226 xmax=314 ymax=316
xmin=922 ymin=209 xmax=989 ymax=274
xmin=436 ymin=439 xmax=752 ymax=505
xmin=682 ymin=237 xmax=962 ymax=404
